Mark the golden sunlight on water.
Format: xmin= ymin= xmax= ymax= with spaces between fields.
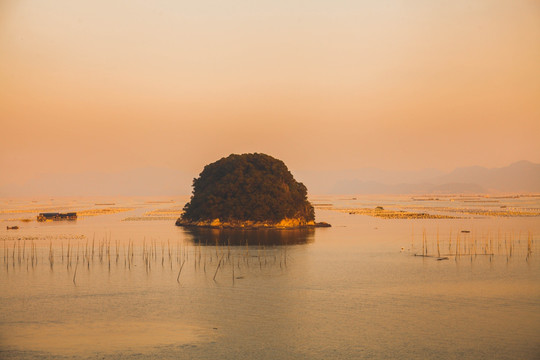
xmin=1 ymin=321 xmax=207 ymax=355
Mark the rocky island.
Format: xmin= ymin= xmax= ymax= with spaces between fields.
xmin=176 ymin=153 xmax=330 ymax=229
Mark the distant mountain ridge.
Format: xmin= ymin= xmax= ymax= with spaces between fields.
xmin=1 ymin=161 xmax=538 ymax=196
xmin=433 ymin=161 xmax=540 ymax=193
xmin=298 ymin=161 xmax=540 ymax=194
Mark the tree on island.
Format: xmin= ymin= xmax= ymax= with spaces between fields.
xmin=177 ymin=153 xmax=327 ymax=228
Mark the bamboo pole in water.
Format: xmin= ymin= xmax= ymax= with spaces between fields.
xmin=448 ymin=229 xmax=452 ymax=254
xmin=422 ymin=228 xmax=426 ymax=256
xmin=411 ymin=225 xmax=414 ymax=251
xmin=213 ymin=255 xmax=224 ymax=281
xmin=49 ymin=241 xmax=54 ymax=270
xmin=437 ymin=228 xmax=440 ymax=258
xmin=526 ymin=232 xmax=532 ymax=261
xmin=73 ymin=262 xmax=78 ymax=284
xmin=177 ymin=260 xmax=185 ymax=283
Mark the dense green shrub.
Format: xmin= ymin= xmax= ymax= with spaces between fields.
xmin=182 ymin=153 xmax=315 ymax=223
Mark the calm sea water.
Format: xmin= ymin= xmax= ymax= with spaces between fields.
xmin=0 ymin=196 xmax=539 ymax=359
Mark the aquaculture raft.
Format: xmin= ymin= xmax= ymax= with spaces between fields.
xmin=37 ymin=212 xmax=77 ymax=221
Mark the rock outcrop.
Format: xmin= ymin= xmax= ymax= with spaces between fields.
xmin=176 ymin=153 xmax=330 ymax=229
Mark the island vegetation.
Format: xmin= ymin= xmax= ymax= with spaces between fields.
xmin=176 ymin=153 xmax=330 ymax=229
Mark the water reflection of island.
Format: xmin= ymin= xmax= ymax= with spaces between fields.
xmin=182 ymin=228 xmax=315 ymax=246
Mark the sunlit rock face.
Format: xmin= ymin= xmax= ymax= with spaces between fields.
xmin=176 ymin=153 xmax=329 ymax=229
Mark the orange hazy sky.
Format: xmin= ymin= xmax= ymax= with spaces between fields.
xmin=1 ymin=0 xmax=539 ymax=188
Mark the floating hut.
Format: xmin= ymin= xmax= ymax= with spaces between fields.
xmin=37 ymin=212 xmax=77 ymax=222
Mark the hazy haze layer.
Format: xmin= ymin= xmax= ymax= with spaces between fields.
xmin=1 ymin=0 xmax=539 ymax=194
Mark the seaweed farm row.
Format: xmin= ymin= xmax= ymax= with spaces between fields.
xmin=332 ymin=206 xmax=540 ymax=219
xmin=1 ymin=237 xmax=292 ymax=285
xmin=407 ymin=228 xmax=536 ymax=262
xmin=2 ymin=229 xmax=536 ymax=288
